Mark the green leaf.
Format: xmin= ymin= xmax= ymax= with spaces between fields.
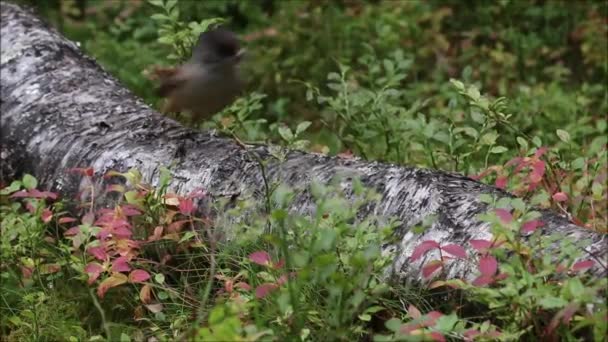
xmin=511 ymin=198 xmax=526 ymax=212
xmin=571 ymin=157 xmax=585 ymax=170
xmin=450 ymin=79 xmax=465 ymax=91
xmin=556 ymin=129 xmax=570 ymax=143
xmin=539 ymin=296 xmax=568 ymax=309
xmin=480 ymin=132 xmax=498 ymax=146
xmin=148 ymin=0 xmax=164 ymax=7
xmin=179 ymin=231 xmax=196 ymax=243
xmin=434 ymin=313 xmax=459 ymax=332
xmin=154 ymin=273 xmax=165 ymax=284
xmin=150 ymin=13 xmax=170 ymax=21
xmin=296 ymin=121 xmax=312 ymax=135
xmin=490 ymin=146 xmax=508 ymax=154
xmin=470 ymin=110 xmax=485 ymax=124
xmin=358 ymin=314 xmax=372 ymax=321
xmin=0 ymin=180 xmax=22 ymax=195
xmin=467 ymin=86 xmax=481 ymax=101
xmin=516 ymin=137 xmax=528 ymax=150
xmin=385 ymin=318 xmax=401 ymax=332
xmin=22 ymin=174 xmax=37 ymax=190
xmin=278 ymin=125 xmax=294 ymax=142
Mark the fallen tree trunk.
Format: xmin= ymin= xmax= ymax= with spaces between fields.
xmin=1 ymin=2 xmax=606 ymax=283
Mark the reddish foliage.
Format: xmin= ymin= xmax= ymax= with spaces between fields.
xmin=441 ymin=244 xmax=467 ymax=259
xmin=410 ymin=240 xmax=440 ymax=261
xmin=429 ymin=332 xmax=446 ymax=342
xmin=408 ymin=304 xmax=422 ymax=319
xmin=494 ymin=208 xmax=513 ymax=224
xmin=521 ymin=219 xmax=544 ymax=234
xmin=469 ymin=239 xmax=493 ymax=252
xmin=87 ymin=246 xmax=108 ymax=261
xmin=255 ymin=283 xmax=279 ymax=298
xmin=10 ymin=189 xmax=58 ymax=200
xmin=129 ymin=269 xmax=151 ymax=283
xmin=69 ymin=167 xmax=94 ymax=177
xmin=178 ymin=197 xmax=194 ymax=216
xmin=571 ymin=259 xmax=595 ymax=271
xmin=422 ymin=260 xmax=443 ymax=278
xmin=41 ymin=208 xmax=53 ymax=223
xmin=58 ymin=217 xmax=77 ymax=224
xmin=249 ymin=251 xmax=272 ymax=266
xmin=85 ymin=262 xmax=104 ymax=284
xmin=111 ymin=256 xmax=131 ymax=273
xmin=552 ymin=192 xmax=568 ymax=202
xmin=478 ymin=255 xmax=498 ymax=276
xmin=472 ymin=275 xmax=494 ymax=286
xmin=495 ymin=176 xmax=508 ymax=189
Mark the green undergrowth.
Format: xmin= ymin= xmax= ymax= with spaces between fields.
xmin=2 ymin=0 xmax=607 ymax=340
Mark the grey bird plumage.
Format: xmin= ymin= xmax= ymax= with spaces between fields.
xmin=156 ymin=28 xmax=246 ymax=122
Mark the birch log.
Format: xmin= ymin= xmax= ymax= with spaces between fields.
xmin=1 ymin=2 xmax=606 ymax=283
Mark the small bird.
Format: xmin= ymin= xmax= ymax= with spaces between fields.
xmin=153 ymin=28 xmax=246 ymax=123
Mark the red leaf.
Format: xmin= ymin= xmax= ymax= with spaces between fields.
xmin=534 ymin=147 xmax=548 ymax=158
xmin=255 ymin=283 xmax=279 ymax=298
xmin=552 ymin=192 xmax=568 ymax=202
xmin=441 ymin=244 xmax=467 ymax=259
xmin=129 ymin=269 xmax=151 ymax=283
xmin=69 ymin=167 xmax=94 ymax=177
xmin=10 ymin=189 xmax=58 ymax=200
xmin=106 ymin=184 xmax=125 ymax=193
xmin=178 ymin=197 xmax=194 ymax=216
xmin=64 ymin=226 xmax=81 ymax=236
xmin=148 ymin=226 xmax=164 ymax=242
xmin=408 ymin=304 xmax=422 ymax=319
xmin=429 ymin=332 xmax=446 ymax=342
xmin=469 ymin=239 xmax=493 ymax=252
xmin=560 ymin=303 xmax=579 ymax=324
xmin=521 ymin=219 xmax=544 ymax=233
xmin=472 ymin=275 xmax=494 ymax=286
xmin=463 ymin=329 xmax=480 ymax=341
xmin=422 ymin=311 xmax=443 ymax=327
xmin=97 ymin=273 xmax=128 ymax=298
xmin=85 ymin=262 xmax=104 ymax=285
xmin=41 ymin=208 xmax=53 ymax=223
xmin=249 ymin=251 xmax=272 ymax=266
xmin=58 ymin=217 xmax=77 ymax=224
xmin=399 ymin=322 xmax=421 ymax=335
xmin=82 ymin=212 xmax=95 ymax=225
xmin=494 ymin=272 xmax=508 ymax=281
xmin=572 ymin=259 xmax=594 ymax=271
xmin=410 ymin=240 xmax=440 ymax=262
xmin=21 ymin=266 xmax=33 ymax=278
xmin=234 ymin=282 xmax=251 ymax=291
xmin=530 ymin=160 xmax=545 ymax=182
xmin=478 ymin=256 xmax=498 ymax=276
xmin=277 ymin=274 xmax=288 ymax=286
xmin=274 ymin=258 xmax=285 ymax=269
xmin=111 ymin=256 xmax=131 ymax=273
xmin=87 ymin=246 xmax=107 ymax=261
xmin=140 ymin=284 xmax=153 ymax=304
xmin=494 ymin=209 xmax=512 ymax=224
xmin=188 ymin=188 xmax=206 ymax=199
xmin=495 ymin=176 xmax=508 ymax=189
xmin=167 ymin=219 xmax=189 ymax=233
xmin=422 ymin=260 xmax=443 ymax=278
xmin=121 ymin=205 xmax=142 ymax=216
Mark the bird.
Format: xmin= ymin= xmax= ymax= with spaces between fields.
xmin=153 ymin=27 xmax=246 ymax=123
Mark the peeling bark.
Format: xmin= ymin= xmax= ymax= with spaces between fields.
xmin=1 ymin=2 xmax=606 ymax=284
